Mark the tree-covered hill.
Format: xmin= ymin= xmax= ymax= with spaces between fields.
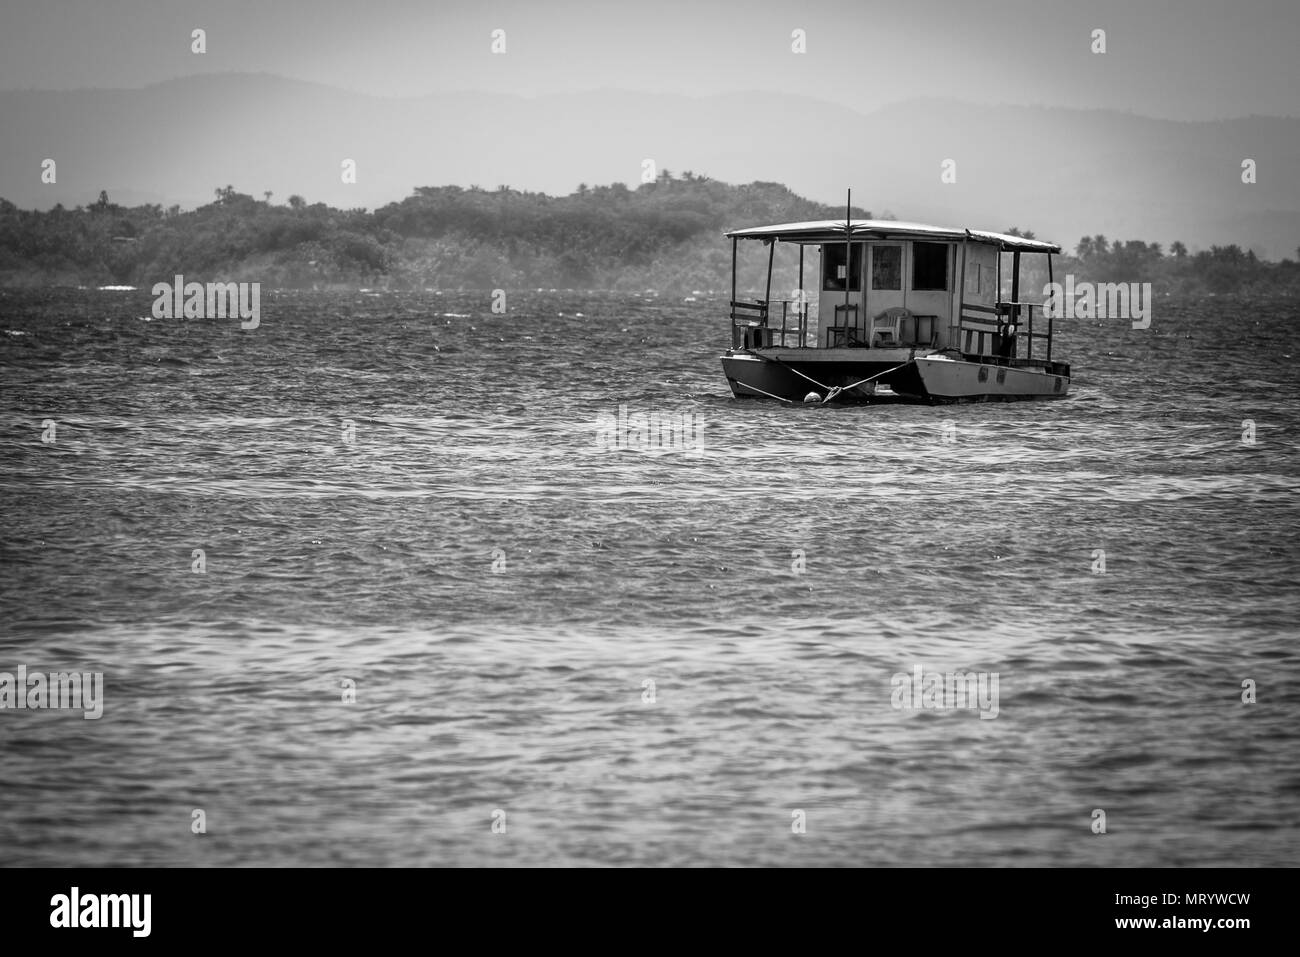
xmin=0 ymin=174 xmax=868 ymax=292
xmin=1 ymin=175 xmax=1296 ymax=295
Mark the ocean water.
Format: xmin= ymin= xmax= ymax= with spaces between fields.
xmin=1 ymin=287 xmax=1297 ymax=867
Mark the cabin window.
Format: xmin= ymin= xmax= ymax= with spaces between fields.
xmin=912 ymin=242 xmax=949 ymax=291
xmin=871 ymin=245 xmax=902 ymax=290
xmin=822 ymin=243 xmax=861 ymax=292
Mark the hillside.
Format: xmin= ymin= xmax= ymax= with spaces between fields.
xmin=0 ymin=177 xmax=872 ymax=290
xmin=1 ymin=177 xmax=1296 ymax=296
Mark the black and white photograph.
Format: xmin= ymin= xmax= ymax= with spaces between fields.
xmin=0 ymin=0 xmax=1295 ymax=928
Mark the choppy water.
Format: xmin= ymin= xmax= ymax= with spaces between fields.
xmin=1 ymin=287 xmax=1298 ymax=866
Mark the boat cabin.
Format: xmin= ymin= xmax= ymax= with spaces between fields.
xmin=726 ymin=220 xmax=1062 ymax=363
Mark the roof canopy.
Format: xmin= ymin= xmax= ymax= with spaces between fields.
xmin=724 ymin=219 xmax=1060 ymax=253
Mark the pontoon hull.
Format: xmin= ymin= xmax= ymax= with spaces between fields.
xmin=721 ymin=349 xmax=1070 ymax=403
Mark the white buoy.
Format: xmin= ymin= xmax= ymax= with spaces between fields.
xmin=803 ymin=391 xmax=821 ymax=403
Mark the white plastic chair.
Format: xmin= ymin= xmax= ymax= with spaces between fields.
xmin=870 ymin=307 xmax=910 ymax=347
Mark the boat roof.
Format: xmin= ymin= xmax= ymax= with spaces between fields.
xmin=724 ymin=219 xmax=1060 ymax=253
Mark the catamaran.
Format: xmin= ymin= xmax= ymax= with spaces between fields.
xmin=720 ymin=208 xmax=1071 ymax=403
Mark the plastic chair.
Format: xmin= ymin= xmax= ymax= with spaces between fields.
xmin=870 ymin=307 xmax=911 ymax=347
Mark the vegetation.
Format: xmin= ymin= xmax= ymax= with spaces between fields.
xmin=1006 ymin=228 xmax=1300 ymax=297
xmin=0 ymin=176 xmax=1296 ymax=295
xmin=0 ymin=174 xmax=866 ymax=291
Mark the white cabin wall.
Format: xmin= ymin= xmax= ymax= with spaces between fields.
xmin=957 ymin=242 xmax=1001 ymax=356
xmin=805 ymin=238 xmax=1013 ymax=352
xmin=963 ymin=244 xmax=998 ymax=308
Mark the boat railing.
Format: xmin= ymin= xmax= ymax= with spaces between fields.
xmin=999 ymin=301 xmax=1054 ymax=361
xmin=956 ymin=301 xmax=1055 ymax=361
xmin=730 ymin=298 xmax=814 ymax=348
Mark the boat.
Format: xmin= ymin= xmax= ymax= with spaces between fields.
xmin=719 ymin=210 xmax=1071 ymax=403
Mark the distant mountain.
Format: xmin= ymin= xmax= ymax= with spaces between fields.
xmin=1 ymin=74 xmax=1297 ymax=258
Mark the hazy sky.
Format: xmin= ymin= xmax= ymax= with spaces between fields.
xmin=2 ymin=0 xmax=1297 ymax=120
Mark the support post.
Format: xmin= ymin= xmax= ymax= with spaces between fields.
xmin=844 ymin=190 xmax=852 ymax=342
xmin=956 ymin=230 xmax=969 ymax=351
xmin=1010 ymin=249 xmax=1021 ymax=359
xmin=764 ymin=239 xmax=775 ymax=321
xmin=731 ymin=236 xmax=738 ymax=349
xmin=798 ymin=244 xmax=805 ymax=346
xmin=1027 ymin=283 xmax=1034 ymax=361
xmin=993 ymin=249 xmax=1002 ymax=358
xmin=1045 ymin=252 xmax=1054 ymax=362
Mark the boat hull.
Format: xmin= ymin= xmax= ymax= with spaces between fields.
xmin=721 ymin=349 xmax=1070 ymax=403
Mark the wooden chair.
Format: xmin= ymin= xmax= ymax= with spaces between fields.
xmin=829 ymin=303 xmax=865 ymax=347
xmin=912 ymin=314 xmax=940 ymax=347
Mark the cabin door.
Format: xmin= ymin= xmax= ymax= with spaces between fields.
xmin=867 ymin=243 xmax=905 ymax=316
xmin=819 ymin=241 xmax=865 ymax=346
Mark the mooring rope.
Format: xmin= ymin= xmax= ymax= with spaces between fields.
xmin=736 ymin=379 xmax=795 ymax=404
xmin=758 ymin=353 xmax=917 ymax=404
xmin=821 ymin=359 xmax=916 ymax=404
xmin=757 ymin=353 xmax=834 ymax=394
